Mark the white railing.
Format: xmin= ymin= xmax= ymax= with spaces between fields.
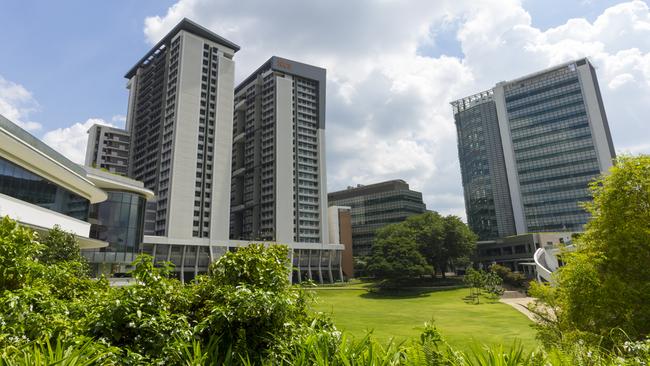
xmin=534 ymin=247 xmax=553 ymax=282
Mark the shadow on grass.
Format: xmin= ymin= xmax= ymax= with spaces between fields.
xmin=360 ymin=286 xmax=464 ymax=300
xmin=462 ymin=294 xmax=501 ymax=305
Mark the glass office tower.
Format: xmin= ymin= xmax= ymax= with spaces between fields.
xmin=453 ymin=58 xmax=615 ymax=240
xmin=453 ymin=91 xmax=516 ymax=240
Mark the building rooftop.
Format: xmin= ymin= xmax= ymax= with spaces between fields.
xmin=125 ymin=18 xmax=240 ymax=79
xmin=235 ymin=56 xmax=326 ymax=94
xmin=87 ymin=124 xmax=129 ymax=135
xmin=328 ymin=179 xmax=413 ymax=201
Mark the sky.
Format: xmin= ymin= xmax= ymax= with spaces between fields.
xmin=1 ymin=0 xmax=649 ymax=220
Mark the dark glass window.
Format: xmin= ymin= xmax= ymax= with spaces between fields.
xmin=88 ymin=191 xmax=146 ymax=257
xmin=0 ymin=156 xmax=89 ymax=220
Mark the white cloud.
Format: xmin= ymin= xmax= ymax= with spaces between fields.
xmin=42 ymin=118 xmax=114 ymax=164
xmin=0 ymin=75 xmax=42 ymax=131
xmin=111 ymin=114 xmax=127 ymax=126
xmin=143 ymin=0 xmax=650 ymax=219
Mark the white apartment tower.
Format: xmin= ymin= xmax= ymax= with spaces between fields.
xmin=230 ymin=57 xmax=329 ymax=245
xmin=85 ymin=124 xmax=130 ymax=176
xmin=124 ymin=18 xmax=239 ymax=241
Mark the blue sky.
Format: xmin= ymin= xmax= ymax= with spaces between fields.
xmin=1 ymin=0 xmax=649 ymax=218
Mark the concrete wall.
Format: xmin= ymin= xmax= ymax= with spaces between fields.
xmin=577 ymin=63 xmax=615 ymax=174
xmin=210 ymin=54 xmax=235 ymax=241
xmin=318 ymin=128 xmax=329 ymax=245
xmin=167 ymin=31 xmax=203 ymax=240
xmin=275 ymin=76 xmax=295 ymax=243
xmin=493 ymin=84 xmax=526 ymax=234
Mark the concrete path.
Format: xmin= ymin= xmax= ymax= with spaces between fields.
xmin=499 ymin=291 xmax=537 ymax=322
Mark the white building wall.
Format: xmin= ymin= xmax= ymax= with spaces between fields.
xmin=576 ymin=64 xmax=615 ymax=174
xmin=167 ymin=31 xmax=203 ymax=239
xmin=275 ymin=76 xmax=295 ymax=243
xmin=84 ymin=125 xmax=98 ymax=167
xmin=493 ymin=84 xmax=526 ymax=235
xmin=0 ymin=193 xmax=91 ymax=237
xmin=210 ymin=54 xmax=235 ymax=241
xmin=327 ymin=206 xmax=341 ymax=244
xmin=318 ymin=128 xmax=330 ymax=244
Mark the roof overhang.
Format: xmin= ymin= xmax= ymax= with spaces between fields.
xmin=0 ymin=116 xmax=107 ymax=204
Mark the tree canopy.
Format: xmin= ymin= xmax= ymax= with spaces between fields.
xmin=367 ymin=211 xmax=477 ymax=282
xmin=530 ymin=155 xmax=650 ymax=347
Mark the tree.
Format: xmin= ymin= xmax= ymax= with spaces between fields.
xmin=530 ymin=155 xmax=650 ymax=348
xmin=367 ymin=223 xmax=432 ymax=284
xmin=439 ymin=215 xmax=477 ymax=278
xmin=402 ymin=212 xmax=477 ymax=278
xmin=404 ymin=212 xmax=445 ymax=277
xmin=39 ymin=226 xmax=86 ymax=265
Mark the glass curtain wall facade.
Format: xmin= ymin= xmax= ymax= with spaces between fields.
xmin=453 ymin=58 xmax=615 ymax=243
xmin=503 ymin=63 xmax=600 ymax=232
xmin=0 ymin=156 xmax=89 ymax=220
xmin=453 ymin=92 xmax=516 ymax=241
xmin=328 ymin=180 xmax=426 ymax=257
xmin=89 ymin=191 xmax=146 ymax=256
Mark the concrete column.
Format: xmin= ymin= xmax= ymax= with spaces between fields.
xmin=307 ymin=249 xmax=313 ymax=280
xmin=338 ymin=250 xmax=344 ymax=282
xmin=328 ymin=250 xmax=334 ymax=283
xmin=194 ymin=246 xmax=200 ymax=278
xmin=166 ymin=244 xmax=172 ymax=262
xmin=180 ymin=245 xmax=187 ymax=284
xmin=317 ymin=250 xmax=324 ymax=284
xmin=289 ymin=249 xmax=294 ymax=284
xmin=297 ymin=249 xmax=302 ymax=282
xmin=151 ymin=244 xmax=157 ymax=259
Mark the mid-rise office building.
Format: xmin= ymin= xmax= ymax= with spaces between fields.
xmin=328 ymin=180 xmax=427 ymax=257
xmin=452 ymin=58 xmax=616 ymax=271
xmin=85 ymin=124 xmax=130 ymax=176
xmin=124 ymin=18 xmax=239 ymax=241
xmin=230 ymin=57 xmax=329 ymax=245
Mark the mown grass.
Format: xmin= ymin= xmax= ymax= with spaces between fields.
xmin=310 ymin=286 xmax=538 ymax=353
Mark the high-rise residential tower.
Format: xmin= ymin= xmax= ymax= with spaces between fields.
xmin=230 ymin=57 xmax=329 ymax=245
xmin=453 ymin=58 xmax=615 ymax=242
xmin=124 ymin=18 xmax=239 ymax=241
xmin=85 ymin=124 xmax=130 ymax=176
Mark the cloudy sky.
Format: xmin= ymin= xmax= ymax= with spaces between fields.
xmin=1 ymin=0 xmax=649 ymax=219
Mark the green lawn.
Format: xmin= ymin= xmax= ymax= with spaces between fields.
xmin=310 ymin=286 xmax=538 ymax=352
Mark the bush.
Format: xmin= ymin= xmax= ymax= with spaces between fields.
xmin=190 ymin=244 xmax=315 ymax=362
xmin=490 ymin=263 xmax=528 ymax=288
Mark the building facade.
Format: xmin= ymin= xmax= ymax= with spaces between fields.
xmin=81 ymin=167 xmax=154 ymax=276
xmin=452 ymin=58 xmax=616 ymax=272
xmin=124 ymin=18 xmax=239 ymax=241
xmin=328 ymin=180 xmax=427 ymax=257
xmin=328 ymin=206 xmax=354 ymax=278
xmin=474 ymin=232 xmax=573 ymax=274
xmin=230 ymin=57 xmax=329 ymax=245
xmin=85 ymin=124 xmax=130 ymax=176
xmin=0 ymin=113 xmax=107 ymax=249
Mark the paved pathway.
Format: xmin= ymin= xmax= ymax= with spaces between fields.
xmin=499 ymin=291 xmax=537 ymax=322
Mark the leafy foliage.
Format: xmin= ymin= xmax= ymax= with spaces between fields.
xmin=530 ymin=155 xmax=650 ymax=349
xmin=190 ymin=244 xmax=315 ymax=362
xmin=404 ymin=212 xmax=477 ymax=278
xmin=463 ymin=268 xmax=503 ymax=304
xmin=367 ymin=224 xmax=432 ymax=284
xmin=367 ymin=211 xmax=477 ymax=284
xmin=489 ymin=264 xmax=528 ymax=289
